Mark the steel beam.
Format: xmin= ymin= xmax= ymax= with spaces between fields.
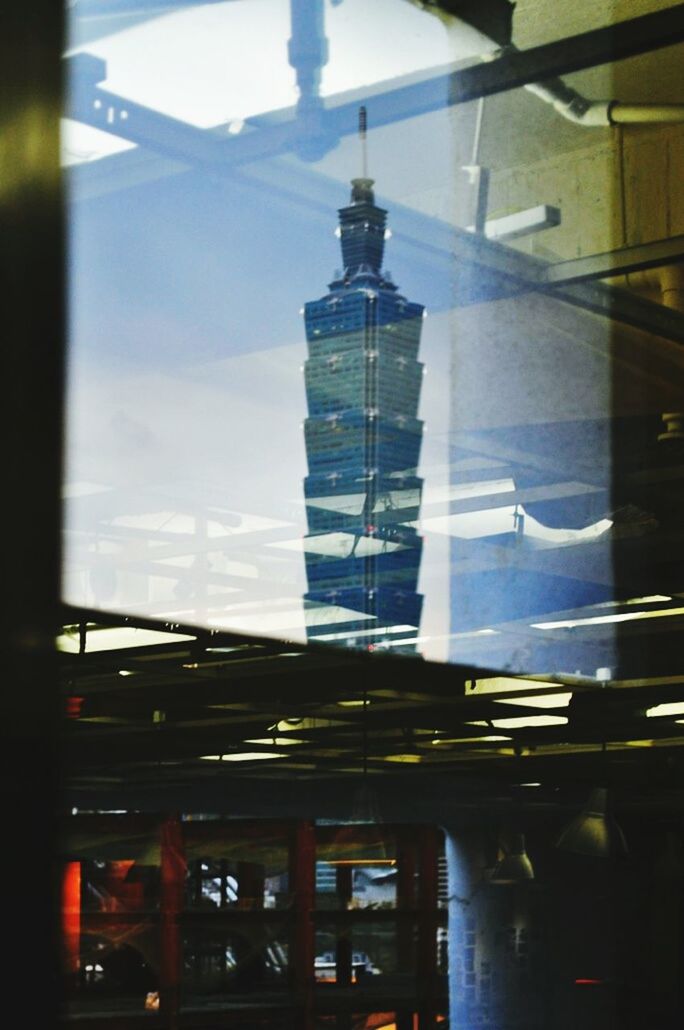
xmin=543 ymin=234 xmax=684 ymax=286
xmin=67 ymin=3 xmax=684 ymax=170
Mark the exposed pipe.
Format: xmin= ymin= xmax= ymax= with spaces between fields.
xmin=523 ymin=78 xmax=612 ymax=127
xmin=405 ymin=1 xmax=684 ymax=127
xmin=504 ymin=48 xmax=684 ymax=127
xmin=611 ymin=104 xmax=684 ymax=124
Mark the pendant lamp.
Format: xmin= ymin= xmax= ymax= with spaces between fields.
xmin=555 ymin=787 xmax=627 ymax=858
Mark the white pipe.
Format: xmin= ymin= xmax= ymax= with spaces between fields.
xmin=406 ymin=2 xmax=684 ymax=128
xmin=610 ymin=104 xmax=684 ymax=124
xmin=523 ymin=80 xmax=612 ymax=126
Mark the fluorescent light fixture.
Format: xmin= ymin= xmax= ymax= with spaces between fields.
xmin=491 ymin=714 xmax=569 ymax=729
xmin=384 ymin=754 xmax=422 ymax=763
xmin=245 ymin=737 xmax=306 ymax=746
xmin=275 ymin=717 xmax=348 ymax=731
xmin=467 ymin=204 xmax=561 ymax=241
xmin=118 ymin=669 xmax=136 ymax=677
xmin=337 ymin=699 xmax=371 ymax=708
xmin=314 ymin=624 xmax=415 ymax=642
xmin=493 ymin=692 xmax=572 ymax=710
xmin=376 ymin=629 xmax=499 ymax=649
xmin=519 ymin=782 xmax=542 ymax=787
xmin=374 ymin=635 xmax=427 ymax=648
xmin=472 ymin=676 xmax=563 ymax=696
xmin=200 ymin=752 xmax=285 ymax=762
xmin=532 ymin=607 xmax=684 ymax=630
xmin=646 ymin=702 xmax=684 ymax=718
xmin=432 ymin=735 xmax=512 ymax=744
xmin=205 ymin=645 xmax=255 ymax=654
xmin=57 ymin=626 xmax=196 ymax=653
xmin=454 ymin=628 xmax=499 ymax=638
xmin=596 ymin=595 xmax=671 ymax=607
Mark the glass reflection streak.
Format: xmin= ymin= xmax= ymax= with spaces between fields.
xmin=302 ymin=177 xmax=424 ymax=651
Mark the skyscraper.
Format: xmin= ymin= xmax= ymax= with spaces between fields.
xmin=302 ymin=173 xmax=425 ymax=652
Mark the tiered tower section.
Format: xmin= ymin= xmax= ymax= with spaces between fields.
xmin=302 ymin=178 xmax=424 ymax=651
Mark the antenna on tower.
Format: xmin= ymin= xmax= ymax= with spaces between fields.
xmin=359 ymin=105 xmax=368 ymax=179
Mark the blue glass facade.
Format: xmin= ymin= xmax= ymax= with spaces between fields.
xmin=302 ymin=178 xmax=424 ymax=650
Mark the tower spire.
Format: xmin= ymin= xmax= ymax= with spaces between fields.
xmin=338 ymin=105 xmax=387 ymax=273
xmin=350 ymin=105 xmax=374 ymax=206
xmin=359 ymin=104 xmax=368 ymax=180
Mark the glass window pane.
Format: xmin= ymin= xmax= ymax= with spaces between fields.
xmin=63 ymin=1 xmax=684 ymax=686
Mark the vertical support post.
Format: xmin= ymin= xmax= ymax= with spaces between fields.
xmin=237 ymin=860 xmax=265 ymax=909
xmin=397 ymin=829 xmax=417 ymax=1030
xmin=417 ymin=826 xmax=440 ymax=1029
xmin=220 ymin=858 xmax=229 ymax=974
xmin=336 ymin=863 xmax=353 ymax=1030
xmin=290 ymin=820 xmax=316 ymax=1030
xmin=62 ymin=861 xmax=81 ymax=981
xmin=1 ymin=3 xmax=64 ymax=1021
xmin=236 ymin=860 xmax=266 ymax=991
xmin=160 ymin=816 xmax=186 ymax=1029
xmin=336 ymin=864 xmax=353 ymax=986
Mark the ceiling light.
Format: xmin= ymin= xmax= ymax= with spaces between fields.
xmin=375 ymin=636 xmax=427 ymax=648
xmin=491 ymin=715 xmax=568 ymax=729
xmin=200 ymin=752 xmax=284 ymax=762
xmin=493 ymin=692 xmax=572 ymax=710
xmin=274 ymin=716 xmax=348 ymax=731
xmin=532 ymin=607 xmax=684 ymax=630
xmin=337 ymin=699 xmax=371 ymax=708
xmin=383 ymin=754 xmax=422 ymax=763
xmin=472 ymin=676 xmax=562 ymax=695
xmin=245 ymin=737 xmax=306 ymax=746
xmin=646 ymin=702 xmax=684 ymax=718
xmin=430 ymin=733 xmax=510 ymax=741
xmin=490 ymin=834 xmax=535 ymax=884
xmin=57 ymin=626 xmax=195 ymax=653
xmin=205 ymin=645 xmax=253 ymax=654
xmin=556 ymin=788 xmax=627 ymax=858
xmin=315 ymin=625 xmax=415 ymax=642
xmin=222 ymin=752 xmax=285 ymax=762
xmin=598 ymin=594 xmax=671 ymax=607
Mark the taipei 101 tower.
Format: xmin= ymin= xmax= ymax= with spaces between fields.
xmin=302 ymin=109 xmax=425 ymax=653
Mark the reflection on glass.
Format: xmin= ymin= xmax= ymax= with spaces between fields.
xmin=316 ymin=859 xmax=397 ymax=911
xmin=182 ymin=924 xmax=289 ymax=998
xmin=302 ymin=159 xmax=425 ymax=651
xmin=63 ymin=0 xmax=684 ymax=684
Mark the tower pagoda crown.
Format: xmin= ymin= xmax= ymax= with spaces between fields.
xmin=338 ymin=177 xmax=387 ymax=277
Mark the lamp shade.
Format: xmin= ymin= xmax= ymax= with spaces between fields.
xmin=490 ymin=833 xmax=535 ymax=884
xmin=555 ymin=787 xmax=627 ymax=858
